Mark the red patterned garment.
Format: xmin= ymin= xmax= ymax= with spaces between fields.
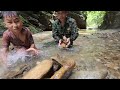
xmin=2 ymin=27 xmax=34 ymax=49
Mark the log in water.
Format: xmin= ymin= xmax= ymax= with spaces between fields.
xmin=50 ymin=59 xmax=75 ymax=79
xmin=22 ymin=60 xmax=53 ymax=79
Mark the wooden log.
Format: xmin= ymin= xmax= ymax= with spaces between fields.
xmin=50 ymin=59 xmax=75 ymax=79
xmin=22 ymin=60 xmax=53 ymax=79
xmin=41 ymin=59 xmax=62 ymax=79
xmin=51 ymin=54 xmax=63 ymax=65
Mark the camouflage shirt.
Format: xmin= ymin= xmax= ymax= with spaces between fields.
xmin=52 ymin=17 xmax=79 ymax=42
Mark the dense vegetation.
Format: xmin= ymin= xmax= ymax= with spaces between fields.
xmin=86 ymin=11 xmax=106 ymax=28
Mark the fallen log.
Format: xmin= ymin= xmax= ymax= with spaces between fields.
xmin=22 ymin=60 xmax=53 ymax=79
xmin=42 ymin=59 xmax=62 ymax=79
xmin=22 ymin=55 xmax=75 ymax=79
xmin=50 ymin=59 xmax=76 ymax=79
xmin=51 ymin=54 xmax=63 ymax=65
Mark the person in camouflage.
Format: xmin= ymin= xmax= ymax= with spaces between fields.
xmin=52 ymin=11 xmax=79 ymax=48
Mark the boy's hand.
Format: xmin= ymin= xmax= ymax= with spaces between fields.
xmin=66 ymin=38 xmax=70 ymax=43
xmin=26 ymin=48 xmax=39 ymax=56
xmin=66 ymin=38 xmax=71 ymax=48
xmin=58 ymin=38 xmax=71 ymax=48
xmin=63 ymin=36 xmax=67 ymax=41
xmin=58 ymin=39 xmax=62 ymax=47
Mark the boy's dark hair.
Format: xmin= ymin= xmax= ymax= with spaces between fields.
xmin=1 ymin=11 xmax=19 ymax=18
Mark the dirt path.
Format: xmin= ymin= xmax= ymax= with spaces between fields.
xmin=1 ymin=30 xmax=120 ymax=79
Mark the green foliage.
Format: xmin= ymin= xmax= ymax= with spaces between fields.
xmin=87 ymin=11 xmax=106 ymax=28
xmin=0 ymin=19 xmax=4 ymax=27
xmin=19 ymin=15 xmax=42 ymax=34
xmin=0 ymin=19 xmax=6 ymax=30
xmin=28 ymin=25 xmax=41 ymax=34
xmin=19 ymin=15 xmax=30 ymax=26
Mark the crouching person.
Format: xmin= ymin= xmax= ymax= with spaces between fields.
xmin=1 ymin=11 xmax=39 ymax=65
xmin=52 ymin=11 xmax=79 ymax=48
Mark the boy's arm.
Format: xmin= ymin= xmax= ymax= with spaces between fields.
xmin=26 ymin=29 xmax=39 ymax=54
xmin=26 ymin=28 xmax=37 ymax=49
xmin=1 ymin=47 xmax=9 ymax=63
xmin=26 ymin=43 xmax=38 ymax=55
xmin=29 ymin=34 xmax=38 ymax=50
xmin=52 ymin=22 xmax=61 ymax=42
xmin=28 ymin=33 xmax=38 ymax=50
xmin=1 ymin=31 xmax=10 ymax=62
xmin=30 ymin=43 xmax=37 ymax=49
xmin=70 ymin=20 xmax=79 ymax=41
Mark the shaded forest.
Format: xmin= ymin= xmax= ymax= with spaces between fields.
xmin=0 ymin=11 xmax=120 ymax=35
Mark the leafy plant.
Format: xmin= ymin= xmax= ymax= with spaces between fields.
xmin=86 ymin=11 xmax=106 ymax=28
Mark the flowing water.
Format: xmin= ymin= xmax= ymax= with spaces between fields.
xmin=0 ymin=30 xmax=120 ymax=79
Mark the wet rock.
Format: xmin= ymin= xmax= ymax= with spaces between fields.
xmin=104 ymin=62 xmax=119 ymax=70
xmin=99 ymin=11 xmax=120 ymax=29
xmin=3 ymin=64 xmax=31 ymax=79
xmin=69 ymin=70 xmax=108 ymax=79
xmin=106 ymin=69 xmax=120 ymax=79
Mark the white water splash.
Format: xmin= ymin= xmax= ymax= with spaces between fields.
xmin=6 ymin=51 xmax=27 ymax=67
